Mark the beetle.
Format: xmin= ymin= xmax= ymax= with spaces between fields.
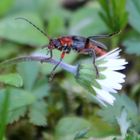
xmin=16 ymin=17 xmax=119 ymax=80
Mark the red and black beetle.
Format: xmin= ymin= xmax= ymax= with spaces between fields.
xmin=16 ymin=17 xmax=119 ymax=80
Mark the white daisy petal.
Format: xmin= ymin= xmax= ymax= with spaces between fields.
xmin=97 ymin=79 xmax=123 ymax=90
xmin=92 ymin=95 xmax=107 ymax=106
xmin=97 ymin=48 xmax=121 ymax=60
xmin=93 ymin=87 xmax=116 ymax=105
xmin=100 ymin=59 xmax=127 ymax=68
xmin=101 ymin=70 xmax=126 ymax=79
xmin=106 ymin=66 xmax=126 ymax=71
xmin=98 ymin=84 xmax=117 ymax=93
xmin=94 ymin=48 xmax=127 ymax=105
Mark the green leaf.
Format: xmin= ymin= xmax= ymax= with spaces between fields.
xmin=0 ymin=88 xmax=35 ymax=123
xmin=8 ymin=88 xmax=35 ymax=111
xmin=99 ymin=0 xmax=128 ymax=31
xmin=55 ymin=117 xmax=92 ymax=140
xmin=124 ymin=131 xmax=140 ymax=140
xmin=0 ymin=43 xmax=19 ymax=59
xmin=8 ymin=106 xmax=27 ymax=124
xmin=123 ymin=33 xmax=140 ymax=56
xmin=11 ymin=0 xmax=42 ymax=12
xmin=55 ymin=116 xmax=117 ymax=139
xmin=98 ymin=94 xmax=139 ymax=127
xmin=89 ymin=116 xmax=117 ymax=137
xmin=116 ymin=109 xmax=131 ymax=137
xmin=33 ymin=83 xmax=49 ymax=99
xmin=17 ymin=62 xmax=39 ymax=90
xmin=38 ymin=0 xmax=69 ymax=20
xmin=74 ymin=128 xmax=89 ymax=140
xmin=0 ymin=0 xmax=14 ymax=16
xmin=69 ymin=5 xmax=107 ymax=36
xmin=0 ymin=73 xmax=23 ymax=87
xmin=0 ymin=88 xmax=35 ymax=111
xmin=126 ymin=0 xmax=140 ymax=33
xmin=28 ymin=100 xmax=47 ymax=126
xmin=0 ymin=13 xmax=47 ymax=46
xmin=47 ymin=15 xmax=66 ymax=36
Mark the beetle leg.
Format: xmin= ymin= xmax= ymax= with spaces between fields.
xmin=49 ymin=52 xmax=65 ymax=81
xmin=48 ymin=49 xmax=53 ymax=59
xmin=81 ymin=49 xmax=99 ymax=78
xmin=89 ymin=49 xmax=99 ymax=77
xmin=40 ymin=49 xmax=53 ymax=64
xmin=45 ymin=48 xmax=53 ymax=59
xmin=41 ymin=44 xmax=53 ymax=57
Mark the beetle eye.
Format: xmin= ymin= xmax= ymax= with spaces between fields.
xmin=48 ymin=44 xmax=52 ymax=49
xmin=52 ymin=39 xmax=61 ymax=46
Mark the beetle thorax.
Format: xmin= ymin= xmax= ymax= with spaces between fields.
xmin=59 ymin=37 xmax=73 ymax=47
xmin=49 ymin=37 xmax=73 ymax=53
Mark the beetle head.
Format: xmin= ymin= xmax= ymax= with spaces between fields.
xmin=48 ymin=39 xmax=61 ymax=50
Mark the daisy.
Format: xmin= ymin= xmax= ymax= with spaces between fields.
xmin=76 ymin=48 xmax=128 ymax=106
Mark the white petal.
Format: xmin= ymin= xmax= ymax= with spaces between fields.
xmin=100 ymin=59 xmax=127 ymax=68
xmin=104 ymin=66 xmax=125 ymax=71
xmin=101 ymin=70 xmax=126 ymax=79
xmin=97 ymin=48 xmax=120 ymax=60
xmin=97 ymin=79 xmax=123 ymax=90
xmin=92 ymin=48 xmax=127 ymax=106
xmin=91 ymin=94 xmax=107 ymax=106
xmin=93 ymin=87 xmax=115 ymax=105
xmin=98 ymin=84 xmax=117 ymax=93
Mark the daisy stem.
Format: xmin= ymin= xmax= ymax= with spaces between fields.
xmin=0 ymin=56 xmax=78 ymax=75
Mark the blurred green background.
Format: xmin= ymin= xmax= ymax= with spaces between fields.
xmin=0 ymin=0 xmax=140 ymax=140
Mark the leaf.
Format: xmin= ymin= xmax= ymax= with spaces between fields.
xmin=90 ymin=116 xmax=117 ymax=137
xmin=126 ymin=0 xmax=140 ymax=33
xmin=69 ymin=6 xmax=107 ymax=36
xmin=55 ymin=117 xmax=92 ymax=140
xmin=0 ymin=43 xmax=19 ymax=59
xmin=8 ymin=88 xmax=35 ymax=111
xmin=11 ymin=0 xmax=42 ymax=12
xmin=123 ymin=34 xmax=140 ymax=56
xmin=7 ymin=106 xmax=27 ymax=124
xmin=0 ymin=73 xmax=23 ymax=87
xmin=47 ymin=15 xmax=66 ymax=36
xmin=17 ymin=62 xmax=39 ymax=90
xmin=0 ymin=0 xmax=14 ymax=16
xmin=98 ymin=94 xmax=139 ymax=126
xmin=116 ymin=109 xmax=131 ymax=137
xmin=28 ymin=100 xmax=47 ymax=126
xmin=33 ymin=82 xmax=49 ymax=99
xmin=38 ymin=0 xmax=69 ymax=20
xmin=125 ymin=131 xmax=140 ymax=140
xmin=99 ymin=0 xmax=128 ymax=31
xmin=0 ymin=13 xmax=47 ymax=46
xmin=74 ymin=128 xmax=89 ymax=140
xmin=0 ymin=88 xmax=35 ymax=123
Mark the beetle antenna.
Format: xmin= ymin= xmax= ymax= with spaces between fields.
xmin=15 ymin=17 xmax=51 ymax=41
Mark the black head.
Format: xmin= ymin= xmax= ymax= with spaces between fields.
xmin=48 ymin=39 xmax=61 ymax=50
